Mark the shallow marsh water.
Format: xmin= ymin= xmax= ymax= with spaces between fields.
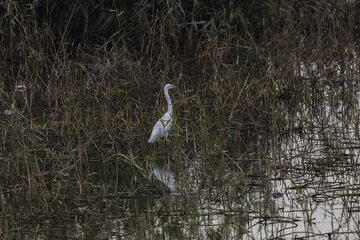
xmin=2 ymin=111 xmax=360 ymax=240
xmin=1 ymin=64 xmax=360 ymax=240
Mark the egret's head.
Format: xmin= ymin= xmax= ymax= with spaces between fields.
xmin=164 ymin=84 xmax=177 ymax=90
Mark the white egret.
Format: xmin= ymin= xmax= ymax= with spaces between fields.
xmin=148 ymin=84 xmax=177 ymax=143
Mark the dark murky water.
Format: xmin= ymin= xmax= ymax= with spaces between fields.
xmin=2 ymin=64 xmax=360 ymax=239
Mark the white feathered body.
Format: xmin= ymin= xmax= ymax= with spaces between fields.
xmin=148 ymin=84 xmax=176 ymax=143
xmin=148 ymin=111 xmax=173 ymax=143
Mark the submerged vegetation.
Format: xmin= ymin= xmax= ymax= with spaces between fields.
xmin=0 ymin=0 xmax=360 ymax=239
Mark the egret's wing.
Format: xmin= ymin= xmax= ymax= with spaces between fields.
xmin=148 ymin=113 xmax=173 ymax=143
xmin=148 ymin=120 xmax=164 ymax=143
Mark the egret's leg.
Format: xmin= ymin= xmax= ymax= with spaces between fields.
xmin=164 ymin=138 xmax=167 ymax=164
xmin=166 ymin=139 xmax=170 ymax=166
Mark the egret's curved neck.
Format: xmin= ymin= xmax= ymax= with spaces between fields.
xmin=164 ymin=87 xmax=173 ymax=114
